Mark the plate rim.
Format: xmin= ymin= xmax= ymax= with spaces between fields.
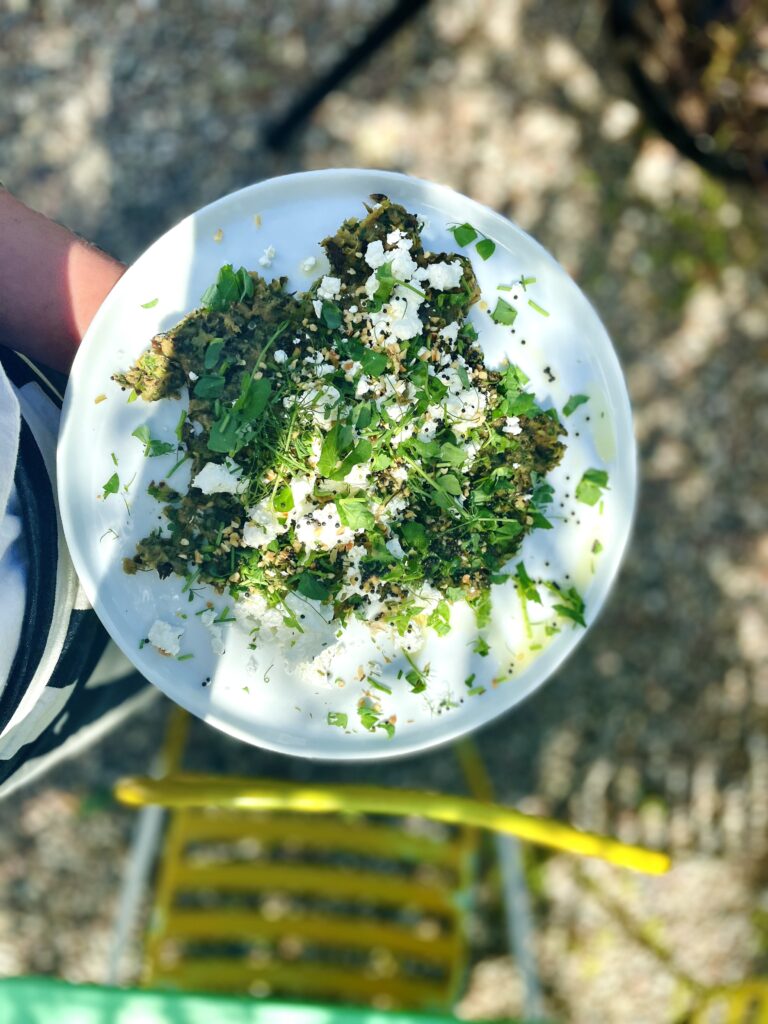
xmin=57 ymin=167 xmax=637 ymax=761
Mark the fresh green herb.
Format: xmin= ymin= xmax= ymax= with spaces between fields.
xmin=450 ymin=223 xmax=478 ymax=247
xmin=528 ymin=298 xmax=550 ymax=317
xmin=102 ymin=472 xmax=120 ymax=498
xmin=295 ymin=572 xmax=331 ymax=601
xmin=110 ymin=452 xmax=118 ymax=466
xmin=321 ymin=301 xmax=343 ymax=329
xmin=475 ymin=238 xmax=496 ymax=260
xmin=140 ymin=298 xmax=159 ymax=309
xmin=575 ymin=468 xmax=610 ymax=506
xmin=201 ymin=264 xmax=254 ymax=311
xmin=563 ymin=394 xmax=589 ymax=417
xmin=176 ymin=653 xmax=195 ymax=661
xmin=592 ymin=539 xmax=603 ymax=554
xmin=131 ymin=425 xmax=175 ymax=458
xmin=204 ymin=339 xmax=225 ymax=369
xmin=515 ymin=561 xmax=542 ymax=604
xmin=472 ymin=636 xmax=490 ymax=657
xmin=490 ymin=298 xmax=518 ymax=325
xmin=545 ymin=582 xmax=586 ymax=627
xmin=357 ymin=704 xmax=395 ymax=738
xmin=327 ymin=711 xmax=348 ymax=728
xmin=336 ymin=497 xmax=375 ymax=531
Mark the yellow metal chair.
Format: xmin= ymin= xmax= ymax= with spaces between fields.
xmin=113 ymin=709 xmax=670 ymax=1016
xmin=686 ymin=982 xmax=768 ymax=1023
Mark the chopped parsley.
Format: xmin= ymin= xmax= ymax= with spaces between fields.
xmin=563 ymin=394 xmax=589 ymax=417
xmin=490 ymin=297 xmax=518 ymax=325
xmin=102 ymin=472 xmax=120 ymax=498
xmin=131 ymin=425 xmax=175 ymax=458
xmin=575 ymin=468 xmax=610 ymax=506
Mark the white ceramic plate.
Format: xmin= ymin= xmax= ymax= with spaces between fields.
xmin=58 ymin=169 xmax=635 ymax=760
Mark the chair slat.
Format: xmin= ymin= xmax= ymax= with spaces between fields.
xmin=176 ymin=811 xmax=465 ymax=869
xmin=160 ymin=908 xmax=458 ymax=966
xmin=149 ymin=958 xmax=451 ymax=1010
xmin=172 ymin=861 xmax=457 ymax=916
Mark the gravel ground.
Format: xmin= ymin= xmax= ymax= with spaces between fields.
xmin=2 ymin=1 xmax=768 ymax=1020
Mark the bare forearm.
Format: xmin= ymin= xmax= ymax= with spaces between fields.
xmin=0 ymin=189 xmax=124 ymax=372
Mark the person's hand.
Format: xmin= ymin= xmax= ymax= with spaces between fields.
xmin=0 ymin=188 xmax=125 ymax=373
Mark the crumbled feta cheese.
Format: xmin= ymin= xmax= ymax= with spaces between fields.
xmin=294 ymin=502 xmax=357 ymax=551
xmin=317 ymin=275 xmax=341 ymax=301
xmin=364 ymin=240 xmax=387 ymax=269
xmin=344 ymin=461 xmax=371 ymax=489
xmin=503 ymin=416 xmax=523 ymax=436
xmin=200 ymin=608 xmax=226 ymax=656
xmin=348 ymin=304 xmax=358 ymax=313
xmin=188 ymin=370 xmax=199 ymax=381
xmin=192 ymin=461 xmax=245 ymax=495
xmin=301 ymin=256 xmax=317 ymax=272
xmin=364 ymin=238 xmax=417 ymax=281
xmin=390 ymin=423 xmax=416 ymax=447
xmin=444 ymin=387 xmax=488 ymax=434
xmin=148 ymin=620 xmax=184 ymax=657
xmin=273 ymin=349 xmax=288 ymax=364
xmin=288 ymin=475 xmax=316 ymax=520
xmin=417 ymin=403 xmax=445 ymax=442
xmin=418 ymin=260 xmax=464 ymax=291
xmin=391 ymin=465 xmax=408 ymax=484
xmin=369 ymin=287 xmax=423 ymax=343
xmin=439 ymin=321 xmax=460 ymax=343
xmin=242 ymin=499 xmax=288 ymax=548
xmin=386 ymin=535 xmax=405 ymax=559
xmin=312 ymin=298 xmax=323 ymax=319
xmin=463 ymin=440 xmax=482 ymax=466
xmin=355 ymin=376 xmax=372 ymax=398
xmin=258 ymin=245 xmax=276 ymax=267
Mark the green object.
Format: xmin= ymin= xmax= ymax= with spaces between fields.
xmin=0 ymin=978 xmax=534 ymax=1024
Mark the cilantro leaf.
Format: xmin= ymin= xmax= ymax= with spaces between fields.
xmin=193 ymin=375 xmax=226 ymax=399
xmin=295 ymin=572 xmax=332 ymax=601
xmin=490 ymin=298 xmax=518 ymax=325
xmin=321 ymin=301 xmax=343 ymax=329
xmin=102 ymin=472 xmax=119 ymax=498
xmin=272 ymin=486 xmax=294 ymax=514
xmin=545 ymin=582 xmax=586 ymax=627
xmin=515 ymin=562 xmax=542 ymax=604
xmin=575 ymin=468 xmax=609 ymax=506
xmin=450 ymin=223 xmax=478 ymax=247
xmin=475 ymin=238 xmax=496 ymax=260
xmin=427 ymin=600 xmax=451 ymax=636
xmin=440 ymin=442 xmax=467 ymax=467
xmin=327 ymin=711 xmax=348 ymax=728
xmin=332 ymin=438 xmax=373 ymax=481
xmin=200 ymin=265 xmax=254 ymax=311
xmin=360 ymin=349 xmax=389 ymax=375
xmin=563 ymin=394 xmax=589 ymax=417
xmin=204 ymin=339 xmax=225 ymax=370
xmin=400 ymin=521 xmax=428 ymax=551
xmin=131 ymin=425 xmax=174 ymax=457
xmin=336 ymin=497 xmax=375 ymax=530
